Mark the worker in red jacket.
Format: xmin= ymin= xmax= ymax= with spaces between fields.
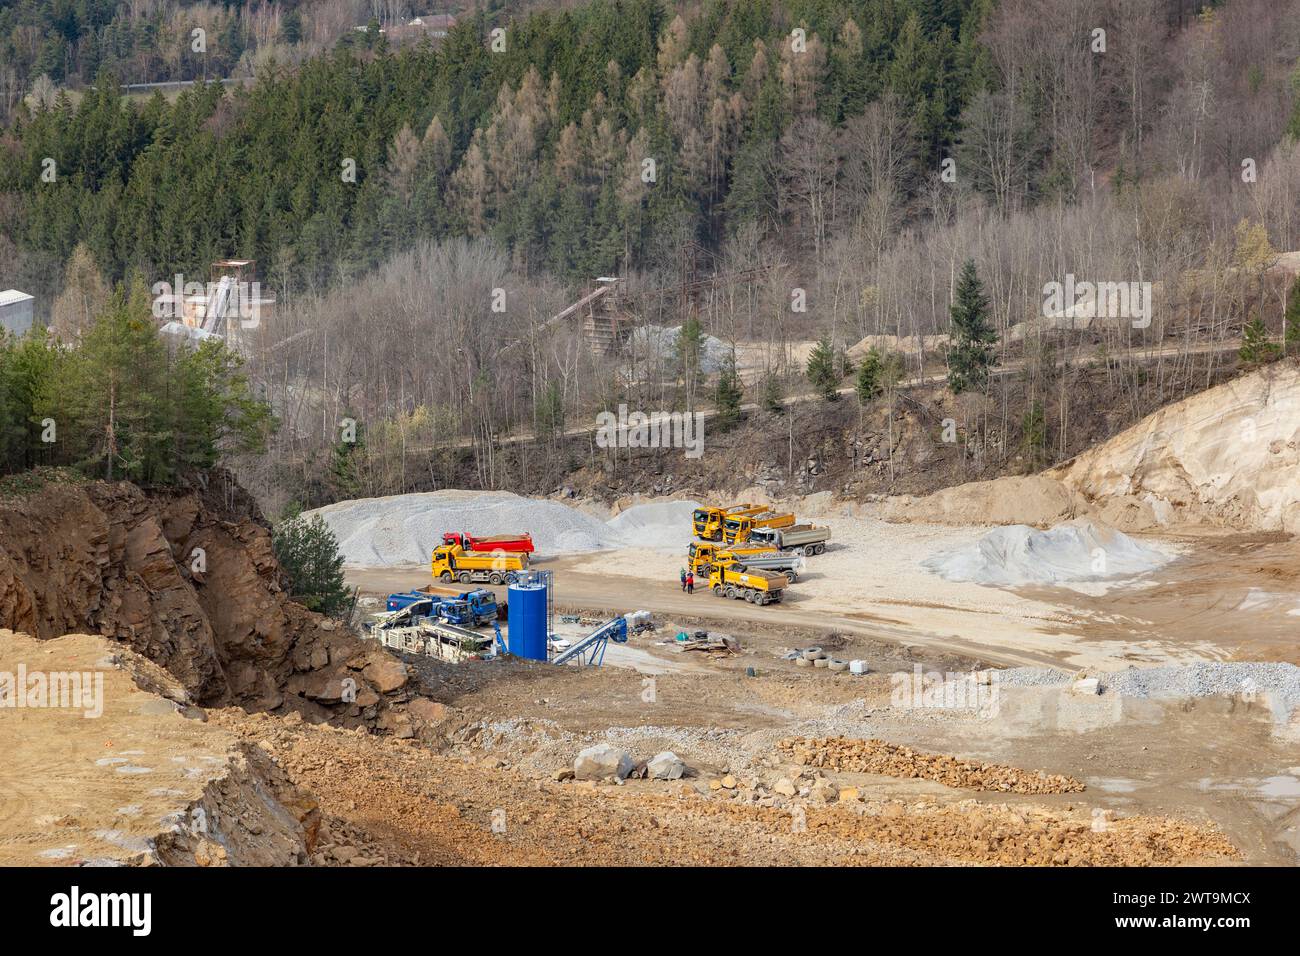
xmin=685 ymin=570 xmax=695 ymax=594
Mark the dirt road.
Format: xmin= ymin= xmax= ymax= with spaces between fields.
xmin=349 ymin=561 xmax=1068 ymax=669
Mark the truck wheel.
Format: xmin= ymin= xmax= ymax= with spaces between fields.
xmin=458 ymin=571 xmax=471 ymax=584
xmin=786 ymin=570 xmax=798 ymax=583
xmin=439 ymin=571 xmax=452 ymax=582
xmin=744 ymin=590 xmax=756 ymax=603
xmin=712 ymin=585 xmax=722 ymax=596
xmin=489 ymin=573 xmax=503 ymax=585
xmin=813 ymin=543 xmax=825 ymax=555
xmin=724 ymin=586 xmax=736 ymax=600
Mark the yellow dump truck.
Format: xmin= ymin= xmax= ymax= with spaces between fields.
xmin=431 ymin=543 xmax=527 ymax=585
xmin=721 ymin=511 xmax=796 ymax=545
xmin=708 ymin=565 xmax=788 ymax=605
xmin=692 ymin=503 xmax=763 ymax=540
xmin=688 ymin=540 xmax=776 ymax=576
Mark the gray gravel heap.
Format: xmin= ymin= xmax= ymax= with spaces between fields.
xmin=998 ymin=662 xmax=1300 ymax=719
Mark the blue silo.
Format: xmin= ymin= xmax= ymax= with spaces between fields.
xmin=507 ymin=575 xmax=549 ymax=661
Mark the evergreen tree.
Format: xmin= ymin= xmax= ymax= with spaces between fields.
xmin=1240 ymin=315 xmax=1281 ymax=364
xmin=855 ymin=347 xmax=884 ymax=404
xmin=272 ymin=513 xmax=352 ymax=617
xmin=536 ymin=380 xmax=566 ymax=441
xmin=761 ymin=374 xmax=785 ymax=414
xmin=714 ymin=355 xmax=744 ymax=430
xmin=1020 ymin=400 xmax=1047 ymax=470
xmin=946 ymin=259 xmax=998 ymax=394
xmin=806 ymin=336 xmax=841 ymax=401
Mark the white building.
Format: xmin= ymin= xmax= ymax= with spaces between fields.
xmin=0 ymin=289 xmax=34 ymax=336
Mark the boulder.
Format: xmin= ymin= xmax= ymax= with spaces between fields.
xmin=574 ymin=743 xmax=634 ymax=781
xmin=647 ymin=751 xmax=686 ymax=780
xmin=362 ymin=655 xmax=409 ymax=694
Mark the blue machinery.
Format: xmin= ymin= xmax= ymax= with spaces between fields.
xmin=507 ymin=570 xmax=553 ymax=661
xmin=551 ymin=616 xmax=629 ymax=666
xmin=502 ymin=569 xmax=634 ymax=666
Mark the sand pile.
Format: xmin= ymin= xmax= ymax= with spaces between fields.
xmin=879 ymin=475 xmax=1080 ymax=527
xmin=921 ymin=518 xmax=1171 ymax=586
xmin=1053 ymin=362 xmax=1300 ymax=533
xmin=306 ymin=492 xmax=702 ymax=566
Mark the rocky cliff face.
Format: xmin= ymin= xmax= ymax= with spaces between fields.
xmin=1053 ymin=361 xmax=1300 ymax=534
xmin=0 ymin=472 xmax=419 ymax=735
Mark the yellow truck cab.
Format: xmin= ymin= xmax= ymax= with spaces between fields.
xmin=721 ymin=511 xmax=796 ymax=545
xmin=692 ymin=503 xmax=762 ymax=540
xmin=688 ymin=539 xmax=775 ymax=575
xmin=431 ymin=543 xmax=527 ymax=585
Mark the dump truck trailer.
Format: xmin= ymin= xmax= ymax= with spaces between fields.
xmin=431 ymin=544 xmax=528 ymax=585
xmin=721 ymin=511 xmax=796 ymax=544
xmin=748 ymin=523 xmax=831 ymax=555
xmin=719 ymin=552 xmax=805 ymax=583
xmin=708 ymin=565 xmax=788 ymax=605
xmin=441 ymin=531 xmax=535 ymax=555
xmin=687 ymin=540 xmax=777 ymax=576
xmin=692 ymin=503 xmax=763 ymax=540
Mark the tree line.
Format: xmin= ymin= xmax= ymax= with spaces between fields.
xmin=1 ymin=0 xmax=988 ymax=307
xmin=0 ymin=276 xmax=272 ymax=484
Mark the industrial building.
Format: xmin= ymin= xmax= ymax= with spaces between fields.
xmin=0 ymin=289 xmax=34 ymax=336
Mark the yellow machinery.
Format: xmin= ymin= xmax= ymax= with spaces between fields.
xmin=707 ymin=565 xmax=788 ymax=605
xmin=687 ymin=539 xmax=775 ymax=575
xmin=721 ymin=511 xmax=796 ymax=545
xmin=692 ymin=503 xmax=763 ymax=540
xmin=431 ymin=543 xmax=527 ymax=585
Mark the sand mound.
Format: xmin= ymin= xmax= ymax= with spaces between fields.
xmin=880 ymin=476 xmax=1080 ymax=527
xmin=1054 ymin=362 xmax=1300 ymax=533
xmin=922 ymin=519 xmax=1171 ymax=586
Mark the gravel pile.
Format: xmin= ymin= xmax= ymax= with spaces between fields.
xmin=922 ymin=518 xmax=1171 ymax=586
xmin=629 ymin=325 xmax=733 ymax=374
xmin=999 ymin=662 xmax=1300 ymax=718
xmin=607 ymin=500 xmax=701 ymax=551
xmin=306 ymin=491 xmax=619 ymax=565
xmin=306 ymin=492 xmax=702 ymax=566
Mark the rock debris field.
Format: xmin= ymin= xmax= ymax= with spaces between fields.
xmin=778 ymin=737 xmax=1087 ymax=795
xmin=999 ymin=661 xmax=1300 ymax=721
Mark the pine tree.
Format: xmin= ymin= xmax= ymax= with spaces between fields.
xmin=946 ymin=259 xmax=998 ymax=394
xmin=806 ymin=337 xmax=841 ymax=401
xmin=536 ymin=380 xmax=566 ymax=441
xmin=1240 ymin=315 xmax=1281 ymax=364
xmin=855 ymin=347 xmax=883 ymax=404
xmin=714 ymin=355 xmax=744 ymax=430
xmin=762 ymin=374 xmax=785 ymax=414
xmin=272 ymin=513 xmax=352 ymax=618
